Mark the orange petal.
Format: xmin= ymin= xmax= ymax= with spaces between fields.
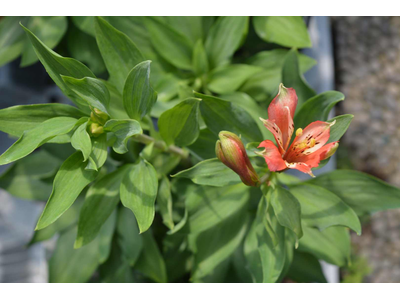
xmin=285 ymin=161 xmax=315 ymax=177
xmin=257 ymin=140 xmax=287 ymax=172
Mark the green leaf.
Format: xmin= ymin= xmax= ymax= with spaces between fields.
xmin=0 ymin=104 xmax=85 ymax=138
xmin=192 ymin=39 xmax=209 ymax=75
xmin=0 ymin=150 xmax=60 ymax=201
xmin=21 ymin=16 xmax=67 ymax=67
xmin=187 ymin=128 xmax=218 ymax=160
xmin=195 ymin=92 xmax=263 ymax=144
xmin=104 ymin=119 xmax=142 ymax=154
xmin=294 ymin=91 xmax=345 ymax=130
xmin=270 ymin=186 xmax=303 ymax=239
xmin=0 ymin=117 xmax=78 ymax=166
xmin=158 ymin=98 xmax=200 ymax=147
xmin=49 ymin=226 xmax=99 ymax=283
xmin=253 ymin=16 xmax=311 ymax=48
xmin=298 ymin=225 xmax=351 ymax=267
xmin=36 ymin=152 xmax=98 ymax=230
xmin=144 ymin=17 xmax=193 ymax=70
xmin=0 ymin=16 xmax=30 ymax=67
xmin=86 ymin=134 xmax=108 ymax=171
xmin=190 ymin=209 xmax=248 ymax=280
xmin=21 ymin=24 xmax=96 ymax=111
xmin=287 ymin=251 xmax=327 ymax=283
xmin=241 ymin=49 xmax=316 ymax=102
xmin=75 ymin=166 xmax=130 ymax=248
xmin=282 ymin=49 xmax=316 ymax=106
xmin=134 ymin=230 xmax=168 ymax=283
xmin=120 ymin=159 xmax=158 ymax=233
xmin=309 ymin=170 xmax=400 ymax=215
xmin=221 ymin=92 xmax=274 ymax=141
xmin=165 ymin=16 xmax=203 ymax=46
xmin=123 ymin=60 xmax=158 ymax=120
xmin=244 ymin=198 xmax=286 ymax=283
xmin=71 ymin=120 xmax=91 ymax=162
xmin=29 ymin=199 xmax=82 ymax=245
xmin=117 ymin=206 xmax=143 ymax=266
xmin=185 ymin=185 xmax=250 ymax=234
xmin=94 ymin=16 xmax=145 ymax=92
xmin=61 ymin=76 xmax=110 ymax=114
xmin=67 ymin=24 xmax=106 ymax=75
xmin=289 ymin=183 xmax=361 ymax=234
xmin=327 ymin=114 xmax=354 ymax=143
xmin=151 ymin=152 xmax=181 ymax=177
xmin=172 ymin=158 xmax=241 ymax=187
xmin=157 ymin=175 xmax=174 ymax=230
xmin=205 ymin=16 xmax=249 ymax=68
xmin=102 ymin=81 xmax=130 ymax=119
xmin=71 ymin=16 xmax=95 ymax=36
xmin=98 ymin=209 xmax=117 ymax=264
xmin=208 ymin=64 xmax=263 ymax=94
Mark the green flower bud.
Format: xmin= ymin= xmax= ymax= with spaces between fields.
xmin=90 ymin=123 xmax=104 ymax=137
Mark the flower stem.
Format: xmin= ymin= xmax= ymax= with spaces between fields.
xmin=133 ymin=134 xmax=188 ymax=158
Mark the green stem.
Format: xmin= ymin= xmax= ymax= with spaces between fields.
xmin=133 ymin=134 xmax=188 ymax=159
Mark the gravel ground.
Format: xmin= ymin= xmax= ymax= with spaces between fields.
xmin=333 ymin=16 xmax=400 ymax=283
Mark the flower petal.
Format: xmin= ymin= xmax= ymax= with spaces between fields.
xmin=285 ymin=161 xmax=315 ymax=177
xmin=257 ymin=140 xmax=287 ymax=172
xmin=259 ymin=118 xmax=285 ymax=154
xmin=266 ymin=84 xmax=298 ymax=150
xmin=295 ymin=141 xmax=339 ymax=168
xmin=285 ymin=120 xmax=334 ymax=161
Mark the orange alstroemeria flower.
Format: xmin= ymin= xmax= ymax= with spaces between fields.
xmin=257 ymin=84 xmax=339 ymax=177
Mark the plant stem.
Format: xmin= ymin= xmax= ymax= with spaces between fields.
xmin=133 ymin=134 xmax=188 ymax=158
xmin=259 ymin=172 xmax=275 ymax=187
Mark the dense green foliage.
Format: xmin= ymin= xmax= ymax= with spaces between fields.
xmin=1 ymin=16 xmax=400 ymax=283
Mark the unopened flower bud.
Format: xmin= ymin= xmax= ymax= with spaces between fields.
xmin=91 ymin=108 xmax=109 ymax=125
xmin=216 ymin=131 xmax=260 ymax=187
xmin=90 ymin=123 xmax=104 ymax=137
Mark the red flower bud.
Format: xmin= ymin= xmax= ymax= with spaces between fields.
xmin=216 ymin=131 xmax=260 ymax=187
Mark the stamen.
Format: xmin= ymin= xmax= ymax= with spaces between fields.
xmin=296 ymin=128 xmax=303 ymax=137
xmin=309 ymin=138 xmax=316 ymax=147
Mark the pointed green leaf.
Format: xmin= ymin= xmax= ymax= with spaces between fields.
xmin=270 ymin=186 xmax=303 ymax=239
xmin=0 ymin=16 xmax=30 ymax=67
xmin=253 ymin=16 xmax=311 ymax=48
xmin=120 ymin=159 xmax=158 ymax=233
xmin=71 ymin=120 xmax=91 ymax=162
xmin=158 ymin=98 xmax=200 ymax=147
xmin=117 ymin=206 xmax=143 ymax=266
xmin=75 ymin=166 xmax=130 ymax=248
xmin=103 ymin=119 xmax=142 ymax=154
xmin=0 ymin=117 xmax=78 ymax=166
xmin=282 ymin=49 xmax=316 ymax=106
xmin=289 ymin=183 xmax=361 ymax=234
xmin=192 ymin=39 xmax=209 ymax=75
xmin=165 ymin=16 xmax=203 ymax=46
xmin=294 ymin=91 xmax=345 ymax=130
xmin=298 ymin=225 xmax=351 ymax=267
xmin=21 ymin=24 xmax=95 ymax=111
xmin=0 ymin=104 xmax=86 ymax=138
xmin=36 ymin=152 xmax=98 ymax=230
xmin=157 ymin=175 xmax=174 ymax=230
xmin=287 ymin=251 xmax=327 ymax=283
xmin=144 ymin=16 xmax=193 ymax=70
xmin=208 ymin=64 xmax=263 ymax=94
xmin=191 ymin=210 xmax=248 ymax=281
xmin=94 ymin=16 xmax=145 ymax=92
xmin=122 ymin=60 xmax=158 ymax=120
xmin=327 ymin=114 xmax=354 ymax=143
xmin=86 ymin=134 xmax=108 ymax=171
xmin=61 ymin=76 xmax=110 ymax=114
xmin=195 ymin=92 xmax=263 ymax=144
xmin=49 ymin=226 xmax=100 ymax=283
xmin=98 ymin=209 xmax=117 ymax=264
xmin=71 ymin=16 xmax=95 ymax=36
xmin=134 ymin=230 xmax=167 ymax=283
xmin=21 ymin=16 xmax=67 ymax=67
xmin=309 ymin=170 xmax=400 ymax=215
xmin=172 ymin=158 xmax=241 ymax=187
xmin=205 ymin=16 xmax=249 ymax=68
